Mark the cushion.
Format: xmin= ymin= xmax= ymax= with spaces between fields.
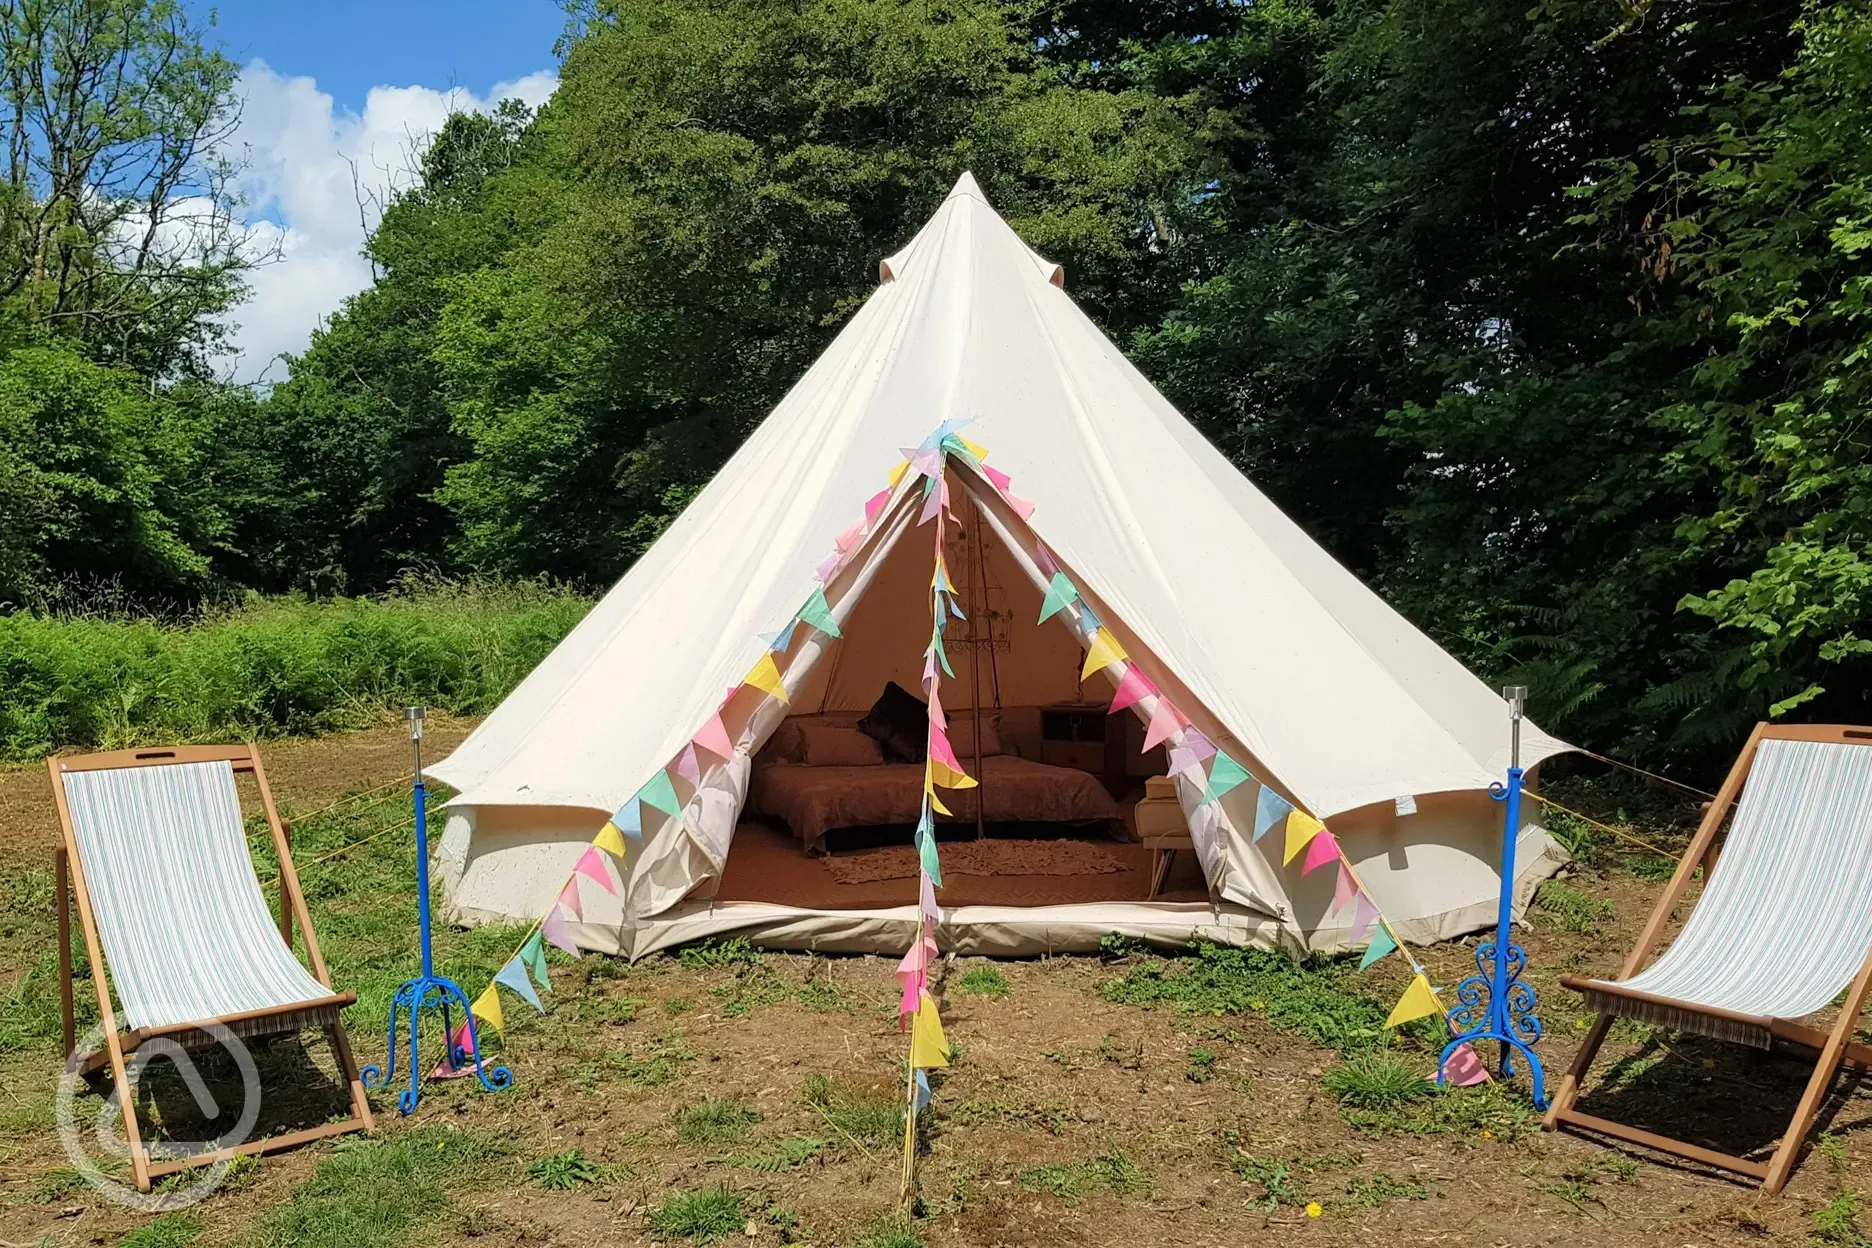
xmin=858 ymin=681 xmax=930 ymax=763
xmin=947 ymin=713 xmax=1004 ymax=757
xmin=797 ymin=722 xmax=885 ymax=767
xmin=761 ymin=720 xmax=805 ymax=764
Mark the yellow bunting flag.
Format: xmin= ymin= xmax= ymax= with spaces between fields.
xmin=592 ymin=821 xmax=628 ymax=858
xmin=1385 ymin=973 xmax=1440 ymax=1029
xmin=1283 ymin=809 xmax=1325 ymax=864
xmin=744 ymin=653 xmax=789 ymax=703
xmin=471 ymin=982 xmax=505 ymax=1036
xmin=956 ymin=435 xmax=989 ymax=461
xmin=927 ymin=757 xmax=978 ymax=791
xmin=927 ymin=785 xmax=953 ymax=817
xmin=909 ymin=991 xmax=950 ymax=1068
xmin=888 ymin=459 xmax=910 ymax=487
xmin=1081 ymin=628 xmax=1127 ymax=679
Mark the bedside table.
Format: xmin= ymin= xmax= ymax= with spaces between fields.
xmin=1040 ymin=703 xmax=1125 ymax=795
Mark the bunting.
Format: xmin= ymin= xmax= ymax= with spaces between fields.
xmin=639 ymin=769 xmax=683 ymax=818
xmin=693 ymin=713 xmax=734 ymax=760
xmin=471 ymin=983 xmax=504 ymax=1036
xmin=1202 ymin=751 xmax=1252 ymax=804
xmin=1254 ymin=786 xmax=1294 ymax=841
xmin=593 ymin=821 xmax=629 ymax=859
xmin=520 ymin=930 xmax=551 ymax=991
xmin=1037 ymin=572 xmax=1079 ymax=623
xmin=574 ymin=846 xmax=617 ymax=894
xmin=1283 ymin=809 xmax=1326 ymax=864
xmin=494 ymin=956 xmax=543 ymax=1012
xmin=744 ymin=652 xmax=790 ymax=703
xmin=1081 ymin=628 xmax=1126 ymax=679
xmin=797 ymin=586 xmax=842 ymax=637
xmin=1109 ymin=666 xmax=1155 ymax=714
xmin=1385 ymin=973 xmax=1440 ymax=1028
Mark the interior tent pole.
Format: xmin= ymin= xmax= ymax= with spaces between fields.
xmin=1436 ymin=685 xmax=1548 ymax=1108
xmin=964 ymin=490 xmax=986 ymax=841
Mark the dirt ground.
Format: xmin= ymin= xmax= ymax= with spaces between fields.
xmin=2 ymin=725 xmax=1868 ymax=1247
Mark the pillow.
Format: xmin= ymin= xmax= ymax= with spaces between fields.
xmin=798 ymin=722 xmax=885 ymax=767
xmin=858 ymin=681 xmax=930 ymax=763
xmin=760 ymin=719 xmax=805 ymax=764
xmin=947 ymin=713 xmax=1004 ymax=757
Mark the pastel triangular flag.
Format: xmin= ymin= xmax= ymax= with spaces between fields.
xmin=744 ymin=652 xmax=789 ymax=703
xmin=542 ymin=906 xmax=582 ymax=958
xmin=814 ymin=551 xmax=841 ymax=581
xmin=928 ymin=786 xmax=952 ymax=817
xmin=864 ymin=488 xmax=891 ymax=525
xmin=429 ymin=1019 xmax=476 ymax=1081
xmin=1332 ymin=862 xmax=1359 ymax=916
xmin=1349 ymin=894 xmax=1381 ymax=942
xmin=896 ymin=935 xmax=937 ymax=986
xmin=906 ymin=446 xmax=944 ymax=478
xmin=1109 ymin=666 xmax=1155 ymax=714
xmin=761 ymin=618 xmax=800 ymax=653
xmin=910 ymin=991 xmax=950 ymax=1068
xmin=982 ymin=463 xmax=1012 ymax=493
xmin=1202 ymin=751 xmax=1252 ymax=803
xmin=1142 ymin=699 xmax=1183 ymax=752
xmin=927 ymin=723 xmax=962 ymax=771
xmin=928 ymin=756 xmax=977 ymax=792
xmin=521 ymin=929 xmax=551 ymax=990
xmin=898 ymin=972 xmax=923 ymax=1024
xmin=557 ymin=879 xmax=584 ymax=921
xmin=674 ymin=742 xmax=701 ymax=786
xmin=471 ymin=982 xmax=504 ymax=1035
xmin=797 ymin=586 xmax=842 ymax=637
xmin=918 ymin=481 xmax=945 ymax=525
xmin=927 ymin=683 xmax=945 ymax=725
xmin=494 ymin=955 xmax=543 ymax=1012
xmin=593 ymin=821 xmax=628 ymax=858
xmin=918 ymin=831 xmax=943 ymax=887
xmin=1300 ymin=828 xmax=1339 ymax=875
xmin=913 ymin=1068 xmax=932 ymax=1113
xmin=1283 ymin=809 xmax=1326 ymax=864
xmin=1005 ymin=494 xmax=1035 ymax=521
xmin=955 ymin=434 xmax=989 ymax=461
xmin=1166 ymin=744 xmax=1203 ymax=779
xmin=1385 ymin=973 xmax=1440 ymax=1029
xmin=1441 ymin=1042 xmax=1490 ymax=1087
xmin=640 ymin=769 xmax=682 ymax=817
xmin=1181 ymin=726 xmax=1217 ymax=761
xmin=833 ymin=520 xmax=864 ymax=553
xmin=574 ymin=845 xmax=617 ymax=895
xmin=1076 ymin=602 xmax=1101 ymax=633
xmin=616 ymin=797 xmax=643 ymax=839
xmin=921 ymin=871 xmax=940 ymax=917
xmin=1038 ymin=572 xmax=1079 ymax=623
xmin=694 ymin=713 xmax=734 ymax=760
xmin=931 ymin=557 xmax=954 ymax=593
xmin=1254 ymin=786 xmax=1294 ymax=841
xmin=1033 ymin=543 xmax=1058 ymax=576
xmin=947 ymin=594 xmax=965 ymax=620
xmin=889 ymin=459 xmax=910 ymax=487
xmin=1358 ymin=923 xmax=1396 ymax=969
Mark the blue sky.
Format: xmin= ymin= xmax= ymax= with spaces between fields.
xmin=188 ymin=2 xmax=565 ymax=381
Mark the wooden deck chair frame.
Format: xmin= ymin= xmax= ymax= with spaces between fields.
xmin=1544 ymin=722 xmax=1872 ymax=1193
xmin=50 ymin=743 xmax=374 ymax=1192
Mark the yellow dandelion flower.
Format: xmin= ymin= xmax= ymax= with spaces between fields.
xmin=1305 ymin=1202 xmax=1323 ymax=1218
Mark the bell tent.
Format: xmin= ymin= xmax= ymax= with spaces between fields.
xmin=430 ymin=173 xmax=1572 ymax=959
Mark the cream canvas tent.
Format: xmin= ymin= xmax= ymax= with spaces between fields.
xmin=430 ymin=173 xmax=1573 ymax=959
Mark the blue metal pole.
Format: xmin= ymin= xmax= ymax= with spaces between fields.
xmin=413 ymin=774 xmax=433 ymax=981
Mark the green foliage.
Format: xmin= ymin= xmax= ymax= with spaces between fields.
xmin=119 ymin=1213 xmax=202 ymax=1248
xmin=1097 ymin=931 xmax=1133 ymax=961
xmin=673 ymin=1098 xmax=762 ymax=1145
xmin=678 ymin=936 xmax=764 ymax=969
xmin=247 ymin=1126 xmax=508 ymax=1248
xmin=852 ymin=1219 xmax=927 ymax=1248
xmin=1321 ymin=1050 xmax=1432 ymax=1110
xmin=801 ymin=1073 xmax=901 ymax=1147
xmin=1338 ymin=1081 xmax=1535 ymax=1140
xmin=728 ymin=1135 xmax=829 ymax=1172
xmin=1340 ymin=1173 xmax=1430 ymax=1208
xmin=526 ymin=1147 xmax=602 ymax=1189
xmin=1184 ymin=1047 xmax=1218 ymax=1083
xmin=1533 ymin=881 xmax=1617 ymax=936
xmin=955 ymin=965 xmax=1011 ymax=999
xmin=0 ymin=581 xmax=587 ymax=759
xmin=1816 ymin=1192 xmax=1870 ymax=1246
xmin=647 ymin=1185 xmax=744 ymax=1242
xmin=1018 ymin=1146 xmax=1149 ymax=1203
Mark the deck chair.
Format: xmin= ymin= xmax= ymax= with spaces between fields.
xmin=50 ymin=744 xmax=374 ymax=1192
xmin=1545 ymin=723 xmax=1872 ymax=1193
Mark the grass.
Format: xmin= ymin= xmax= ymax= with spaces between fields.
xmin=1341 ymin=1173 xmax=1431 ymax=1207
xmin=673 ymin=1097 xmax=762 ymax=1144
xmin=802 ymin=1073 xmax=902 ymax=1149
xmin=526 ymin=1147 xmax=602 ymax=1189
xmin=1321 ymin=1049 xmax=1433 ymax=1110
xmin=853 ymin=1217 xmax=927 ymax=1248
xmin=1338 ymin=1082 xmax=1535 ymax=1139
xmin=955 ymin=965 xmax=1010 ymax=998
xmin=648 ymin=1184 xmax=744 ymax=1241
xmin=120 ymin=1213 xmax=202 ymax=1248
xmin=0 ymin=580 xmax=589 ymax=761
xmin=729 ymin=1135 xmax=829 ymax=1171
xmin=247 ymin=1126 xmax=508 ymax=1248
xmin=1018 ymin=1146 xmax=1149 ymax=1203
xmin=1533 ymin=880 xmax=1616 ymax=934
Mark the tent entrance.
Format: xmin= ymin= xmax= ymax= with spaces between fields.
xmin=714 ymin=473 xmax=1208 ymax=911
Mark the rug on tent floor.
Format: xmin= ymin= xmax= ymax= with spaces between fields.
xmin=823 ymin=837 xmax=1125 ymax=884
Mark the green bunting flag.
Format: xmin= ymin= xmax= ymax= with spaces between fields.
xmin=639 ymin=769 xmax=682 ymax=817
xmin=1358 ymin=925 xmax=1397 ymax=970
xmin=1037 ymin=572 xmax=1078 ymax=623
xmin=521 ymin=929 xmax=551 ymax=992
xmin=797 ymin=586 xmax=841 ymax=638
xmin=1202 ymin=751 xmax=1253 ymax=804
xmin=917 ymin=828 xmax=943 ymax=887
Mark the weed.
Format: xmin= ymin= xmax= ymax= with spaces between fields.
xmin=945 ymin=1098 xmax=1081 ymax=1135
xmin=1232 ymin=1154 xmax=1304 ymax=1209
xmin=1816 ymin=1192 xmax=1869 ymax=1245
xmin=673 ymin=1097 xmax=762 ymax=1145
xmin=1628 ymin=855 xmax=1678 ymax=881
xmin=956 ymin=965 xmax=1011 ymax=999
xmin=1100 ymin=942 xmax=1391 ymax=1052
xmin=596 ymin=1029 xmax=695 ymax=1087
xmin=795 ymin=977 xmax=853 ymax=1011
xmin=729 ymin=1135 xmax=829 ymax=1171
xmin=1096 ymin=1033 xmax=1143 ymax=1068
xmin=1098 ymin=931 xmax=1133 ymax=960
xmin=648 ymin=1184 xmax=744 ymax=1241
xmin=1339 ymin=1082 xmax=1534 ymax=1139
xmin=527 ymin=1147 xmax=602 ymax=1189
xmin=1533 ymin=880 xmax=1616 ymax=935
xmin=577 ymin=995 xmax=648 ymax=1025
xmin=1818 ymin=1132 xmax=1850 ymax=1173
xmin=1342 ymin=1173 xmax=1431 ymax=1207
xmin=710 ymin=967 xmax=790 ymax=1017
xmin=664 ymin=996 xmax=695 ymax=1014
xmin=678 ymin=936 xmax=764 ymax=969
xmin=1185 ymin=1047 xmax=1218 ymax=1083
xmin=249 ymin=1126 xmax=507 ymax=1248
xmin=1322 ymin=1050 xmax=1432 ymax=1110
xmin=119 ymin=1213 xmax=201 ymax=1248
xmin=802 ymin=1073 xmax=901 ymax=1148
xmin=1019 ymin=1146 xmax=1149 ymax=1203
xmin=854 ymin=1216 xmax=927 ymax=1248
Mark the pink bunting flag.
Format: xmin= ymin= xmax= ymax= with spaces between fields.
xmin=1033 ymin=543 xmax=1058 ymax=577
xmin=898 ymin=969 xmax=924 ymax=1027
xmin=927 ymin=724 xmax=964 ymax=773
xmin=921 ymin=650 xmax=939 ymax=687
xmin=920 ymin=872 xmax=940 ymax=923
xmin=542 ymin=906 xmax=582 ymax=958
xmin=694 ymin=713 xmax=734 ymax=761
xmin=1348 ymin=893 xmax=1381 ymax=942
xmin=927 ymin=683 xmax=945 ymax=725
xmin=1109 ymin=666 xmax=1156 ymax=714
xmin=429 ymin=1019 xmax=476 ymax=1081
xmin=1301 ymin=828 xmax=1339 ymax=875
xmin=574 ymin=845 xmax=617 ymax=895
xmin=1332 ymin=861 xmax=1358 ymax=916
xmin=1142 ymin=699 xmax=1185 ymax=752
xmin=864 ymin=488 xmax=891 ymax=525
xmin=814 ymin=551 xmax=841 ymax=581
xmin=905 ymin=446 xmax=944 ymax=479
xmin=1181 ymin=726 xmax=1217 ymax=761
xmin=1005 ymin=493 xmax=1035 ymax=521
xmin=557 ymin=879 xmax=584 ymax=920
xmin=918 ymin=482 xmax=945 ymax=525
xmin=1166 ymin=744 xmax=1203 ymax=779
xmin=982 ymin=463 xmax=1012 ymax=493
xmin=896 ymin=933 xmax=938 ymax=987
xmin=1441 ymin=1042 xmax=1490 ymax=1087
xmin=835 ymin=520 xmax=865 ymax=553
xmin=674 ymin=742 xmax=701 ymax=786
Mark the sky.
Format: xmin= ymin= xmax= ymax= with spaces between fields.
xmin=196 ymin=2 xmax=567 ymax=382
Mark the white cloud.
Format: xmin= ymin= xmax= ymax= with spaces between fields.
xmin=222 ymin=61 xmax=557 ymax=384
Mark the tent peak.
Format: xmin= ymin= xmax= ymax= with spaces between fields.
xmin=879 ymin=174 xmax=1065 ymax=289
xmin=945 ymin=171 xmax=986 ymax=202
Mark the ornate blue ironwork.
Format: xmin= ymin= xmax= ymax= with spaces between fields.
xmin=363 ymin=710 xmax=514 ymax=1115
xmin=1437 ymin=761 xmax=1547 ymax=1108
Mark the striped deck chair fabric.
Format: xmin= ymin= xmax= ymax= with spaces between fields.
xmin=62 ymin=759 xmax=336 ymax=1033
xmin=1575 ymin=737 xmax=1872 ymax=1046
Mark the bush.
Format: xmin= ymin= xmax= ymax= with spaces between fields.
xmin=0 ymin=580 xmax=588 ymax=759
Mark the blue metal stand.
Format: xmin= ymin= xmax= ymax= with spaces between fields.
xmin=362 ymin=706 xmax=513 ymax=1115
xmin=1437 ymin=687 xmax=1547 ymax=1109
